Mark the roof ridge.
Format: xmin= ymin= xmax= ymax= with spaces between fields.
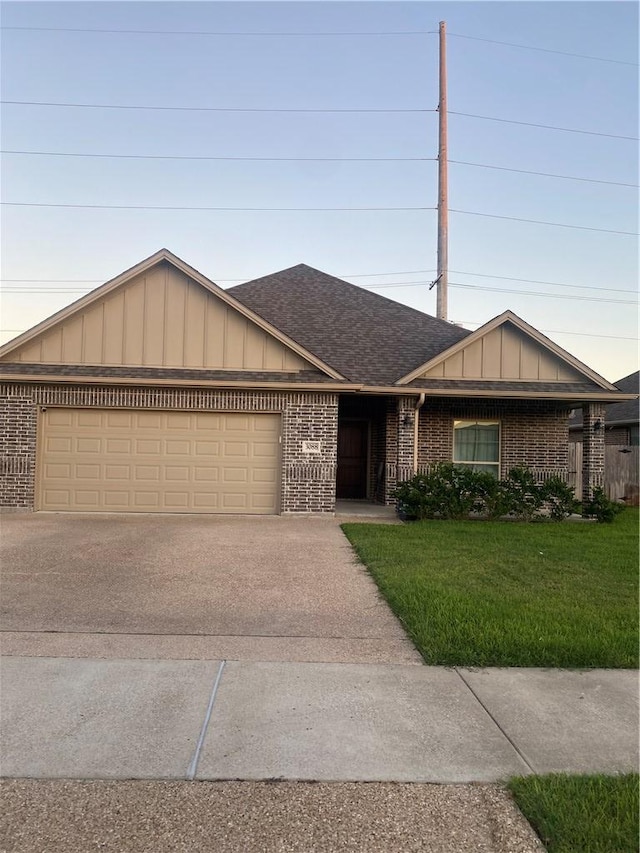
xmin=228 ymin=263 xmax=466 ymax=332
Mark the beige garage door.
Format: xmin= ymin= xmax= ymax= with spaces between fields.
xmin=39 ymin=408 xmax=280 ymax=514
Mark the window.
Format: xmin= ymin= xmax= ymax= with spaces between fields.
xmin=453 ymin=420 xmax=500 ymax=477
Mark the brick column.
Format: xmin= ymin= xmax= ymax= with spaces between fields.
xmin=384 ymin=397 xmax=416 ymax=505
xmin=581 ymin=402 xmax=605 ymax=507
xmin=383 ymin=399 xmax=398 ymax=504
xmin=397 ymin=397 xmax=416 ymax=485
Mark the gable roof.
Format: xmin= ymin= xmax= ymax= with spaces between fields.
xmin=570 ymin=370 xmax=640 ymax=428
xmin=227 ymin=263 xmax=470 ymax=384
xmin=397 ymin=310 xmax=618 ymax=391
xmin=0 ymin=249 xmax=345 ymax=380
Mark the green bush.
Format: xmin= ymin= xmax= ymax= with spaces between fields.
xmin=541 ymin=476 xmax=580 ymax=521
xmin=501 ymin=466 xmax=544 ymax=521
xmin=584 ymin=487 xmax=624 ymax=523
xmin=474 ymin=470 xmax=515 ymax=520
xmin=393 ymin=463 xmax=479 ymax=520
xmin=393 ymin=465 xmax=581 ymax=523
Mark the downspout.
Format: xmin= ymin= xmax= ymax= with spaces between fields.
xmin=413 ymin=393 xmax=426 ymax=473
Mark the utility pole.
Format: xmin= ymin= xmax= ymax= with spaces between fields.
xmin=436 ymin=20 xmax=449 ymax=321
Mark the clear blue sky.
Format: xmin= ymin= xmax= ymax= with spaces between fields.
xmin=1 ymin=0 xmax=638 ymax=382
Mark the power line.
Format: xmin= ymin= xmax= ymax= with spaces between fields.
xmin=447 ymin=282 xmax=636 ymax=305
xmin=4 ymin=99 xmax=636 ymax=140
xmin=2 ymin=201 xmax=636 ymax=234
xmin=450 ymin=209 xmax=638 ymax=236
xmin=449 ymin=160 xmax=638 ymax=188
xmin=3 ymin=279 xmax=636 ymax=306
xmin=2 ymin=24 xmax=635 ymax=68
xmin=1 ymin=202 xmax=434 ymax=212
xmin=447 ymin=32 xmax=639 ymax=67
xmin=0 ymin=271 xmax=439 ymax=283
xmin=0 ymin=149 xmax=435 ymax=163
xmin=1 ymin=99 xmax=433 ymax=114
xmin=0 ymin=270 xmax=635 ymax=294
xmin=358 ymin=280 xmax=637 ymax=304
xmin=458 ymin=325 xmax=638 ymax=342
xmin=3 ymin=149 xmax=636 ymax=187
xmin=0 ymin=25 xmax=439 ymax=36
xmin=449 ymin=111 xmax=638 ymax=141
xmin=448 ymin=271 xmax=637 ymax=295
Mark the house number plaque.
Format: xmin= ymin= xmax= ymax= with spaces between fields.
xmin=302 ymin=440 xmax=322 ymax=454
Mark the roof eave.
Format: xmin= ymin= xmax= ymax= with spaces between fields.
xmin=395 ymin=310 xmax=619 ymax=391
xmin=0 ymin=249 xmax=347 ymax=382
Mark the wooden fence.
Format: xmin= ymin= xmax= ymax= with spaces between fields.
xmin=568 ymin=443 xmax=639 ymax=501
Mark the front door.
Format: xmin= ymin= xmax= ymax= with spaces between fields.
xmin=336 ymin=421 xmax=368 ymax=499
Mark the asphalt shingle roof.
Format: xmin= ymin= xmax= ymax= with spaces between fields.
xmin=227 ymin=264 xmax=470 ymax=385
xmin=570 ymin=370 xmax=639 ymax=427
xmin=0 ymin=363 xmax=338 ymax=384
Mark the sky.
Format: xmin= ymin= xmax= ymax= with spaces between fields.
xmin=1 ymin=0 xmax=638 ymax=383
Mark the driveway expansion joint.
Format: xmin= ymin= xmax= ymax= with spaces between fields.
xmin=454 ymin=668 xmax=535 ymax=775
xmin=186 ymin=660 xmax=226 ymax=780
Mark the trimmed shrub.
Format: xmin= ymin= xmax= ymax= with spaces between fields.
xmin=393 ymin=463 xmax=479 ymax=520
xmin=584 ymin=487 xmax=625 ymax=523
xmin=501 ymin=466 xmax=544 ymax=522
xmin=394 ymin=465 xmax=582 ymax=523
xmin=540 ymin=476 xmax=580 ymax=521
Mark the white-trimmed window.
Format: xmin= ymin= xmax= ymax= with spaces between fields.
xmin=453 ymin=420 xmax=500 ymax=478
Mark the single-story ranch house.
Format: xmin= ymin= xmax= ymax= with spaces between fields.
xmin=0 ymin=249 xmax=634 ymax=515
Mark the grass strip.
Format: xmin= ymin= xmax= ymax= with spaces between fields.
xmin=508 ymin=773 xmax=639 ymax=853
xmin=342 ymin=509 xmax=638 ymax=668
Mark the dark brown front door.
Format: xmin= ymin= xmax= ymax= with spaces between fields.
xmin=336 ymin=421 xmax=368 ymax=499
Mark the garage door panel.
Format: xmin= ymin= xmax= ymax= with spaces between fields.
xmin=75 ymin=464 xmax=101 ymax=480
xmin=75 ymin=489 xmax=100 ymax=509
xmin=77 ymin=438 xmax=102 ymax=454
xmin=224 ymin=441 xmax=249 ymax=457
xmin=193 ymin=493 xmax=218 ymax=508
xmin=39 ymin=409 xmax=280 ymax=514
xmin=105 ymin=465 xmax=130 ymax=479
xmin=106 ymin=438 xmax=131 ymax=454
xmin=44 ymin=463 xmax=72 ymax=479
xmin=253 ymin=442 xmax=278 ymax=459
xmin=223 ymin=468 xmax=248 ymax=483
xmin=106 ymin=412 xmax=133 ymax=428
xmin=77 ymin=411 xmax=103 ymax=427
xmin=166 ymin=414 xmax=191 ymax=430
xmin=134 ymin=492 xmax=160 ymax=508
xmin=165 ymin=466 xmax=190 ymax=481
xmin=134 ymin=466 xmax=161 ymax=481
xmin=252 ymin=468 xmax=277 ymax=483
xmin=137 ymin=412 xmax=163 ymax=429
xmin=137 ymin=439 xmax=163 ymax=454
xmin=194 ymin=467 xmax=219 ymax=482
xmin=195 ymin=440 xmax=219 ymax=456
xmin=45 ymin=437 xmax=72 ymax=453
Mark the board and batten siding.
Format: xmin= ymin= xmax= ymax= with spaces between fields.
xmin=419 ymin=323 xmax=585 ymax=382
xmin=9 ymin=263 xmax=311 ymax=373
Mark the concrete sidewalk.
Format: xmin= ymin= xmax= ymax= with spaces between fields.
xmin=2 ymin=657 xmax=637 ymax=782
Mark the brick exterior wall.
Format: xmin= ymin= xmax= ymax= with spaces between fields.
xmin=415 ymin=398 xmax=571 ymax=479
xmin=383 ymin=396 xmax=417 ymax=504
xmin=0 ymin=390 xmax=37 ymax=509
xmin=581 ymin=402 xmax=606 ymax=502
xmin=0 ymin=383 xmax=338 ymax=514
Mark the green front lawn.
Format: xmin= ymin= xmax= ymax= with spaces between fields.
xmin=508 ymin=773 xmax=639 ymax=853
xmin=342 ymin=509 xmax=638 ymax=668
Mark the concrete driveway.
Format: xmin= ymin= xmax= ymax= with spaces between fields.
xmin=0 ymin=513 xmax=420 ymax=663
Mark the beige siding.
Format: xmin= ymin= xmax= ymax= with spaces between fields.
xmin=419 ymin=323 xmax=585 ymax=382
xmin=8 ymin=264 xmax=312 ymax=372
xmin=38 ymin=408 xmax=281 ymax=514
